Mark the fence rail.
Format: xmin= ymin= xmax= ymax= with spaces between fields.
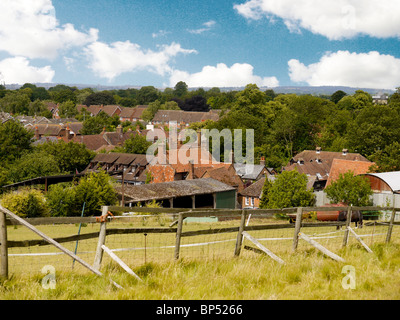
xmin=1 ymin=205 xmax=399 ymax=279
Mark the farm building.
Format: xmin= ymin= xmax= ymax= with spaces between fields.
xmin=115 ymin=178 xmax=237 ymax=209
xmin=362 ymin=172 xmax=400 ymax=193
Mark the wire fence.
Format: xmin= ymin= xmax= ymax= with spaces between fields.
xmin=1 ymin=206 xmax=400 ymax=279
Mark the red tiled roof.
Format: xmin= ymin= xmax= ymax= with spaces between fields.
xmin=326 ymin=159 xmax=374 ymax=187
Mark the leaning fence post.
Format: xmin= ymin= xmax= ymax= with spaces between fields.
xmin=386 ymin=207 xmax=397 ymax=243
xmin=292 ymin=207 xmax=303 ymax=252
xmin=342 ymin=206 xmax=352 ymax=247
xmin=174 ymin=212 xmax=184 ymax=260
xmin=0 ymin=211 xmax=8 ymax=280
xmin=93 ymin=206 xmax=109 ymax=271
xmin=234 ymin=210 xmax=247 ymax=257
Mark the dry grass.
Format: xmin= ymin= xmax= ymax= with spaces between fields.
xmin=2 ymin=243 xmax=400 ymax=300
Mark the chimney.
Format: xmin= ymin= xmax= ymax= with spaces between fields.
xmin=260 ymin=156 xmax=265 ymax=167
xmin=342 ymin=149 xmax=348 ymax=156
xmin=316 ymin=147 xmax=321 ymax=154
xmin=197 ymin=130 xmax=201 ymax=148
xmin=101 ymin=127 xmax=106 ymax=135
xmin=188 ymin=160 xmax=195 ymax=180
xmin=116 ymin=125 xmax=123 ymax=135
xmin=35 ymin=126 xmax=39 ymax=140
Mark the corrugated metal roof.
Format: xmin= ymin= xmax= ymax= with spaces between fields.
xmin=364 ymin=172 xmax=400 ymax=192
xmin=116 ymin=178 xmax=235 ymax=203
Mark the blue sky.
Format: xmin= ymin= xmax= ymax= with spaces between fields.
xmin=0 ymin=0 xmax=399 ymax=89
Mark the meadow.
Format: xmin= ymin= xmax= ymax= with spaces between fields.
xmin=1 ymin=215 xmax=400 ymax=300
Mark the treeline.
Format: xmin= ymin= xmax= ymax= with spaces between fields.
xmin=1 ymin=81 xmax=400 ymax=174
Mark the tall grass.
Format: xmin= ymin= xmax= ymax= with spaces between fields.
xmin=1 ymin=243 xmax=400 ymax=300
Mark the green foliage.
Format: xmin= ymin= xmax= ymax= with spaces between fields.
xmin=81 ymin=112 xmax=121 ymax=135
xmin=370 ymin=142 xmax=400 ymax=173
xmin=264 ymin=170 xmax=315 ymax=209
xmin=0 ymin=121 xmax=34 ymax=163
xmin=7 ymin=150 xmax=62 ymax=183
xmin=35 ymin=140 xmax=95 ymax=173
xmin=259 ymin=178 xmax=272 ymax=209
xmin=113 ymin=133 xmax=152 ymax=155
xmin=325 ymin=171 xmax=373 ymax=206
xmin=58 ymin=100 xmax=78 ymax=118
xmin=1 ymin=188 xmax=49 ymax=218
xmin=46 ymin=171 xmax=118 ymax=217
xmin=73 ymin=171 xmax=118 ymax=216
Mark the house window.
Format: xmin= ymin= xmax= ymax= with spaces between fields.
xmin=245 ymin=197 xmax=249 ymax=206
xmin=250 ymin=197 xmax=254 ymax=207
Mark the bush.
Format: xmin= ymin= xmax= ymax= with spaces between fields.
xmin=46 ymin=171 xmax=118 ymax=217
xmin=1 ymin=189 xmax=49 ymax=218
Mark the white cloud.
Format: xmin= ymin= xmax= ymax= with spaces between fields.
xmin=288 ymin=51 xmax=400 ymax=90
xmin=0 ymin=0 xmax=98 ymax=59
xmin=0 ymin=57 xmax=54 ymax=84
xmin=169 ymin=63 xmax=279 ymax=88
xmin=84 ymin=41 xmax=197 ymax=81
xmin=234 ymin=0 xmax=400 ymax=40
xmin=188 ymin=20 xmax=217 ymax=34
xmin=152 ymin=30 xmax=171 ymax=38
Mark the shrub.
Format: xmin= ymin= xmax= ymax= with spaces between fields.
xmin=1 ymin=188 xmax=49 ymax=218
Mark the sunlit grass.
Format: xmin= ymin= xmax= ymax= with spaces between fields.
xmin=2 ymin=243 xmax=400 ymax=300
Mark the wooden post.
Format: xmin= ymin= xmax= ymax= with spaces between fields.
xmin=93 ymin=206 xmax=108 ymax=271
xmin=299 ymin=233 xmax=345 ymax=262
xmin=242 ymin=231 xmax=285 ymax=265
xmin=101 ymin=245 xmax=142 ymax=282
xmin=386 ymin=208 xmax=396 ymax=243
xmin=0 ymin=211 xmax=8 ymax=279
xmin=292 ymin=207 xmax=303 ymax=252
xmin=174 ymin=212 xmax=184 ymax=260
xmin=347 ymin=227 xmax=373 ymax=253
xmin=234 ymin=210 xmax=247 ymax=257
xmin=0 ymin=205 xmax=123 ymax=289
xmin=342 ymin=206 xmax=352 ymax=247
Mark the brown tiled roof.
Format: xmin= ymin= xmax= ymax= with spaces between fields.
xmin=240 ymin=178 xmax=266 ymax=198
xmin=152 ymin=110 xmax=219 ymax=123
xmin=326 ymin=159 xmax=374 ymax=187
xmin=284 ymin=150 xmax=370 ymax=180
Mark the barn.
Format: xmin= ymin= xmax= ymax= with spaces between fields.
xmin=362 ymin=172 xmax=400 ymax=194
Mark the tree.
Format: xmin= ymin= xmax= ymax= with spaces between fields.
xmin=113 ymin=134 xmax=152 ymax=154
xmin=58 ymin=100 xmax=78 ymax=118
xmin=136 ymin=86 xmax=161 ymax=105
xmin=83 ymin=91 xmax=115 ymax=106
xmin=265 ymin=170 xmax=315 ymax=209
xmin=7 ymin=151 xmax=62 ymax=184
xmin=46 ymin=183 xmax=80 ymax=217
xmin=0 ymin=91 xmax=31 ymax=114
xmin=325 ymin=171 xmax=372 ymax=206
xmin=36 ymin=140 xmax=95 ymax=173
xmin=174 ymin=81 xmax=189 ymax=98
xmin=259 ymin=177 xmax=272 ymax=209
xmin=347 ymin=105 xmax=400 ymax=156
xmin=369 ymin=142 xmax=400 ymax=173
xmin=73 ymin=171 xmax=118 ymax=216
xmin=81 ymin=112 xmax=120 ymax=135
xmin=0 ymin=121 xmax=34 ymax=163
xmin=331 ymin=90 xmax=347 ymax=104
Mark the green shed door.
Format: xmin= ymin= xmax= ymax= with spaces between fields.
xmin=215 ymin=190 xmax=236 ymax=209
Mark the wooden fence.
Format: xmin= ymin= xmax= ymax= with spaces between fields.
xmin=1 ymin=205 xmax=399 ymax=279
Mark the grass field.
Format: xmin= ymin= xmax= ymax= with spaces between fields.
xmin=1 ymin=215 xmax=400 ymax=300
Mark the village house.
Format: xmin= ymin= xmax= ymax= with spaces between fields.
xmin=76 ymin=104 xmax=122 ymax=118
xmin=151 ymin=110 xmax=219 ymax=127
xmin=119 ymin=105 xmax=148 ymax=122
xmin=85 ymin=152 xmax=153 ymax=185
xmin=283 ymin=148 xmax=371 ymax=191
xmin=71 ymin=125 xmax=136 ymax=151
xmin=147 ymin=131 xmax=245 ymax=195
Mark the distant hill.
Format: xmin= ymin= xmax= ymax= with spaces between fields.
xmin=4 ymin=83 xmax=395 ymax=96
